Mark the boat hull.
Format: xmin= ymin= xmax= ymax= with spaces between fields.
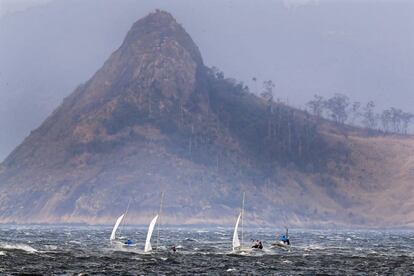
xmin=111 ymin=240 xmax=137 ymax=247
xmin=271 ymin=241 xmax=291 ymax=250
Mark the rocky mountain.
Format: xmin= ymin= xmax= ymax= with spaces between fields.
xmin=0 ymin=10 xmax=413 ymax=227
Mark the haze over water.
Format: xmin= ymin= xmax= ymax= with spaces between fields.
xmin=0 ymin=225 xmax=413 ymax=274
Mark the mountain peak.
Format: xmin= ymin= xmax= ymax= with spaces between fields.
xmin=3 ymin=10 xmax=210 ymax=168
xmin=55 ymin=10 xmax=209 ymax=128
xmin=122 ymin=9 xmax=203 ymax=67
xmin=142 ymin=9 xmax=177 ymax=25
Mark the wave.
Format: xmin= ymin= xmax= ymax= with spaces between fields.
xmin=44 ymin=245 xmax=58 ymax=251
xmin=68 ymin=240 xmax=82 ymax=244
xmin=299 ymin=244 xmax=325 ymax=251
xmin=183 ymin=238 xmax=199 ymax=242
xmin=0 ymin=243 xmax=38 ymax=253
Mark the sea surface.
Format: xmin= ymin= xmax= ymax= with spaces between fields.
xmin=0 ymin=225 xmax=413 ymax=275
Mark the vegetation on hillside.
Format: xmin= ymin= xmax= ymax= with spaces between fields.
xmin=206 ymin=67 xmax=346 ymax=173
xmin=306 ymin=94 xmax=413 ymax=135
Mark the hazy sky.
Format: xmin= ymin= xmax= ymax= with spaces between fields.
xmin=0 ymin=0 xmax=413 ymax=161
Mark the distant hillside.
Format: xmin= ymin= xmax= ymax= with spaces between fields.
xmin=0 ymin=10 xmax=413 ymax=227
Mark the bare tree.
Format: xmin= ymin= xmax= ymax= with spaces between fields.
xmin=261 ymin=80 xmax=275 ymax=137
xmin=386 ymin=108 xmax=414 ymax=135
xmin=325 ymin=93 xmax=350 ymax=125
xmin=261 ymin=80 xmax=275 ymax=102
xmin=306 ymin=94 xmax=325 ymax=120
xmin=390 ymin=107 xmax=403 ymax=133
xmin=381 ymin=109 xmax=392 ymax=133
xmin=304 ymin=92 xmax=412 ymax=136
xmin=362 ymin=101 xmax=378 ymax=130
xmin=401 ymin=112 xmax=414 ymax=135
xmin=350 ymin=101 xmax=361 ymax=125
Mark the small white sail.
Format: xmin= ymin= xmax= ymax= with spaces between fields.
xmin=110 ymin=214 xmax=125 ymax=241
xmin=144 ymin=214 xmax=159 ymax=252
xmin=232 ymin=213 xmax=242 ymax=250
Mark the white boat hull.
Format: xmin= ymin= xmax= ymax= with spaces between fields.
xmin=271 ymin=241 xmax=291 ymax=249
xmin=111 ymin=240 xmax=137 ymax=247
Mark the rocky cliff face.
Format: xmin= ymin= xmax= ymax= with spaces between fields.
xmin=0 ymin=10 xmax=413 ymax=227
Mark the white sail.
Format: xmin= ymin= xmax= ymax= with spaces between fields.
xmin=110 ymin=214 xmax=125 ymax=241
xmin=232 ymin=213 xmax=242 ymax=250
xmin=144 ymin=214 xmax=159 ymax=252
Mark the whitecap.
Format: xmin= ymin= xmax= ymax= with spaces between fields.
xmin=69 ymin=240 xmax=81 ymax=244
xmin=303 ymin=244 xmax=324 ymax=250
xmin=0 ymin=243 xmax=38 ymax=253
xmin=184 ymin=238 xmax=199 ymax=242
xmin=44 ymin=245 xmax=58 ymax=250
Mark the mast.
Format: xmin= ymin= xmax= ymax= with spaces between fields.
xmin=119 ymin=198 xmax=131 ymax=238
xmin=156 ymin=191 xmax=165 ymax=251
xmin=241 ymin=192 xmax=245 ymax=249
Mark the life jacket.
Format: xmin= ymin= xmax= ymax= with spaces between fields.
xmin=279 ymin=235 xmax=288 ymax=242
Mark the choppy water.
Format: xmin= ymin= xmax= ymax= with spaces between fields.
xmin=0 ymin=225 xmax=413 ymax=275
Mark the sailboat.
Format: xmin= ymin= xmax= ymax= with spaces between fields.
xmin=232 ymin=192 xmax=246 ymax=252
xmin=271 ymin=227 xmax=291 ymax=250
xmin=110 ymin=200 xmax=136 ymax=247
xmin=144 ymin=214 xmax=159 ymax=252
xmin=144 ymin=192 xmax=164 ymax=253
xmin=110 ymin=213 xmax=125 ymax=244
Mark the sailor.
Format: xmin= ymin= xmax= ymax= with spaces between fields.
xmin=124 ymin=239 xmax=133 ymax=245
xmin=279 ymin=235 xmax=288 ymax=244
xmin=278 ymin=234 xmax=290 ymax=245
xmin=285 ymin=228 xmax=290 ymax=245
xmin=251 ymin=240 xmax=258 ymax=248
xmin=252 ymin=240 xmax=263 ymax=249
xmin=171 ymin=245 xmax=176 ymax=253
